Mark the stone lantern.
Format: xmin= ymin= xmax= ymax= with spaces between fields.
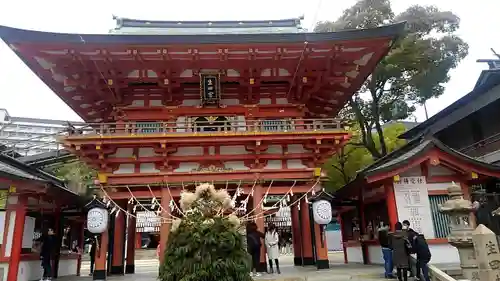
xmin=439 ymin=182 xmax=478 ymax=280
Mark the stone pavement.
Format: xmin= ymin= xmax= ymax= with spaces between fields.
xmin=69 ymin=253 xmax=385 ymax=281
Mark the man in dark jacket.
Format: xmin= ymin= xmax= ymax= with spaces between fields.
xmin=378 ymin=222 xmax=394 ymax=278
xmin=38 ymin=228 xmax=56 ymax=281
xmin=86 ymin=236 xmax=98 ymax=276
xmin=402 ymin=220 xmax=416 ymax=278
xmin=413 ymin=234 xmax=431 ymax=281
xmin=390 ymin=222 xmax=410 ymax=281
xmin=246 ymin=222 xmax=264 ymax=277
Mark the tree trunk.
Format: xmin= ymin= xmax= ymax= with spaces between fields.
xmin=349 ymin=98 xmax=382 ymax=159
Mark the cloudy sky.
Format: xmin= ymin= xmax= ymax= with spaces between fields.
xmin=0 ymin=0 xmax=498 ymax=122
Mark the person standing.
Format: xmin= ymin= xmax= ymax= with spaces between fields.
xmin=390 ymin=222 xmax=410 ymax=281
xmin=378 ymin=222 xmax=394 ymax=279
xmin=87 ymin=236 xmax=98 ymax=276
xmin=265 ymin=223 xmax=281 ymax=274
xmin=402 ymin=220 xmax=416 ymax=278
xmin=37 ymin=228 xmax=56 ymax=281
xmin=246 ymin=222 xmax=264 ymax=277
xmin=412 ymin=233 xmax=431 ymax=281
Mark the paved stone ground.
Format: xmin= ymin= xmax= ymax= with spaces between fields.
xmin=67 ymin=253 xmax=385 ymax=281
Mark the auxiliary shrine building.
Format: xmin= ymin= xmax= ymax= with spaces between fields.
xmin=0 ymin=17 xmax=404 ymax=280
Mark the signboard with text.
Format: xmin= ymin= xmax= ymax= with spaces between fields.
xmin=394 ymin=176 xmax=435 ymax=238
xmin=200 ymin=74 xmax=221 ymax=105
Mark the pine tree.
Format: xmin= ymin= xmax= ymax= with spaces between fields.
xmin=159 ymin=183 xmax=252 ymax=281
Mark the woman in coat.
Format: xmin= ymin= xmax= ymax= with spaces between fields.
xmin=390 ymin=222 xmax=410 ymax=281
xmin=265 ymin=223 xmax=280 ymax=274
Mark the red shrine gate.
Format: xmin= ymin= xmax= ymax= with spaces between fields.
xmin=0 ymin=17 xmax=405 ymax=279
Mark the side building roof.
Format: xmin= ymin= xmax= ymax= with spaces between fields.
xmin=399 ymin=69 xmax=500 ymax=140
xmin=0 ymin=153 xmax=81 ymax=198
xmin=335 ymin=136 xmax=500 ymax=198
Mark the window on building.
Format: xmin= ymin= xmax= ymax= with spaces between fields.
xmin=135 ymin=121 xmax=163 ymax=134
xmin=193 ymin=116 xmax=231 ymax=132
xmin=260 ymin=119 xmax=291 ymax=132
xmin=429 ymin=195 xmax=451 ymax=238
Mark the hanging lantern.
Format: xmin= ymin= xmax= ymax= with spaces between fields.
xmin=309 ymin=190 xmax=335 ymax=225
xmin=312 ymin=199 xmax=333 ymax=225
xmin=85 ymin=197 xmax=110 ymax=234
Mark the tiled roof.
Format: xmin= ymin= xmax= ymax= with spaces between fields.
xmin=0 ymin=22 xmax=406 ymax=45
xmin=335 ymin=136 xmax=500 ymax=197
xmin=0 ymin=160 xmax=45 ymax=181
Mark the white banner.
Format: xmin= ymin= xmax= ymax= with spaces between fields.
xmin=394 ymin=176 xmax=435 ymax=239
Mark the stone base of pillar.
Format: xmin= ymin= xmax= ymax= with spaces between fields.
xmin=316 ymin=259 xmax=329 ymax=269
xmin=125 ymin=264 xmax=135 ymax=274
xmin=257 ymin=262 xmax=267 ymax=272
xmin=93 ymin=270 xmax=106 ymax=281
xmin=302 ymin=256 xmax=315 ymax=266
xmin=110 ymin=265 xmax=124 ymax=275
xmin=293 ymin=256 xmax=303 ymax=266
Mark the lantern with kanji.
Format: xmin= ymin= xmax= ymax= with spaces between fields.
xmin=85 ymin=197 xmax=109 ymax=234
xmin=309 ymin=190 xmax=335 ymax=225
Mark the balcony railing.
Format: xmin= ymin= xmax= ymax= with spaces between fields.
xmin=458 ymin=131 xmax=500 ymax=158
xmin=65 ymin=118 xmax=343 ymax=137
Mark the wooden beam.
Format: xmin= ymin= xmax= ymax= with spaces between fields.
xmin=106 ymin=184 xmax=313 ymax=199
xmin=103 ymin=169 xmax=316 ymax=185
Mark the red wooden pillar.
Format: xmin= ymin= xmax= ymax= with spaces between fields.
xmin=111 ymin=204 xmax=126 ymax=275
xmin=93 ymin=230 xmax=109 ymax=280
xmin=290 ymin=199 xmax=303 ymax=266
xmin=384 ymin=182 xmax=398 ymax=230
xmin=313 ymin=222 xmax=329 ymax=269
xmin=252 ymin=185 xmax=267 ymax=272
xmin=125 ymin=204 xmax=136 ymax=274
xmin=338 ymin=214 xmax=348 ymax=263
xmin=77 ymin=221 xmax=85 ymax=276
xmin=6 ymin=196 xmax=27 ymax=281
xmin=135 ymin=235 xmax=141 ymax=249
xmin=159 ymin=188 xmax=171 ymax=264
xmin=358 ymin=191 xmax=370 ymax=264
xmin=299 ymin=198 xmax=314 ymax=266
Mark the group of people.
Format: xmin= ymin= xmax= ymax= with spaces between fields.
xmin=246 ymin=221 xmax=281 ymax=277
xmin=378 ymin=220 xmax=432 ymax=281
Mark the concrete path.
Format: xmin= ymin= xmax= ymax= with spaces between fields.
xmin=70 ymin=253 xmax=385 ymax=281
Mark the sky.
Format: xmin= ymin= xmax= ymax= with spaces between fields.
xmin=0 ymin=0 xmax=498 ymax=122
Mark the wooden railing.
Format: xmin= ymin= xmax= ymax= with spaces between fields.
xmin=65 ymin=118 xmax=343 ymax=137
xmin=459 ymin=131 xmax=500 ymax=157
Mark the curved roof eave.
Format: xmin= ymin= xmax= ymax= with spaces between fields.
xmin=399 ymin=71 xmax=500 ymax=140
xmin=334 ymin=136 xmax=500 ymax=198
xmin=0 ymin=22 xmax=406 ymax=45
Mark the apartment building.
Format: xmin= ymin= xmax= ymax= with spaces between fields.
xmin=0 ymin=109 xmax=83 ymax=156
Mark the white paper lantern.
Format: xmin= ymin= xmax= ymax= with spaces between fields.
xmin=312 ymin=199 xmax=332 ymax=225
xmin=87 ymin=207 xmax=109 ymax=234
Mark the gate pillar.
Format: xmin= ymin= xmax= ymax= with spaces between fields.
xmin=299 ymin=197 xmax=314 ymax=265
xmin=111 ymin=201 xmax=126 ymax=275
xmin=253 ymin=185 xmax=267 ymax=272
xmin=291 ymin=197 xmax=303 ymax=265
xmin=159 ymin=188 xmax=172 ymax=264
xmin=125 ymin=204 xmax=136 ymax=274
